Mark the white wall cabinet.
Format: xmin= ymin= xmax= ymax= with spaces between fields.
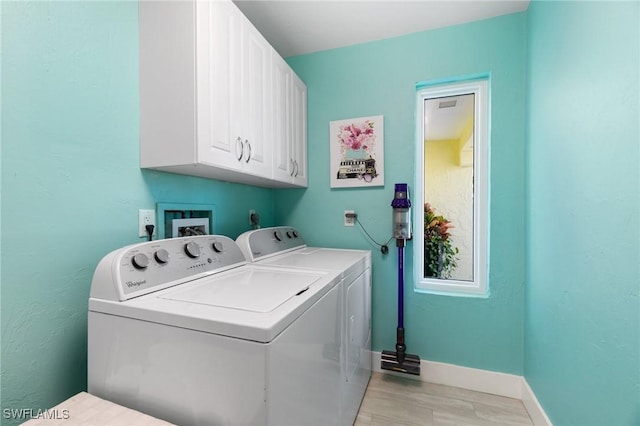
xmin=140 ymin=0 xmax=307 ymax=188
xmin=199 ymin=0 xmax=271 ymax=179
xmin=291 ymin=73 xmax=308 ymax=187
xmin=272 ymin=54 xmax=308 ymax=187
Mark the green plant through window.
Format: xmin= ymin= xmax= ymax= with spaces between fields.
xmin=424 ymin=203 xmax=459 ymax=279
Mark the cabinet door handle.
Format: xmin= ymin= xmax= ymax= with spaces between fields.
xmin=245 ymin=140 xmax=251 ymax=163
xmin=294 ymin=160 xmax=299 ymax=177
xmin=235 ymin=137 xmax=244 ymax=161
xmin=290 ymin=158 xmax=295 ymax=176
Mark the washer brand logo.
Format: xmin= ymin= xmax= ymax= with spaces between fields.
xmin=126 ymin=280 xmax=146 ymax=288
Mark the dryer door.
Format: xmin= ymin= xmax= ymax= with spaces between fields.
xmin=341 ymin=268 xmax=372 ymax=425
xmin=346 ymin=270 xmax=369 ymax=381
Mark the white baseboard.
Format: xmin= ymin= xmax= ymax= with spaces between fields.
xmin=521 ymin=378 xmax=553 ymax=426
xmin=372 ymin=351 xmax=552 ymax=425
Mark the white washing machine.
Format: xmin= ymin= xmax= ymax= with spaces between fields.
xmin=236 ymin=227 xmax=372 ymax=426
xmin=88 ymin=234 xmax=345 ymax=425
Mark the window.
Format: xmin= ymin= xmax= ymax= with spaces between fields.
xmin=414 ymin=76 xmax=489 ymax=297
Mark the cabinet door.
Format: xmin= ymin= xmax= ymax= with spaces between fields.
xmin=271 ymin=52 xmax=293 ymax=182
xmin=240 ymin=22 xmax=272 ymax=177
xmin=196 ymin=0 xmax=244 ymax=170
xmin=291 ymin=74 xmax=308 ymax=187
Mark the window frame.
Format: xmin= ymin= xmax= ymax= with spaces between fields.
xmin=414 ymin=76 xmax=490 ymax=297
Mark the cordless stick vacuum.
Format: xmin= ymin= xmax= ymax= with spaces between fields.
xmin=381 ymin=183 xmax=421 ymax=376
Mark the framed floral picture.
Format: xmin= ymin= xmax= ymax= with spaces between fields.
xmin=329 ymin=115 xmax=384 ymax=188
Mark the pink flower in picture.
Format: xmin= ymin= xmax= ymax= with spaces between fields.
xmin=338 ymin=120 xmax=376 ymax=154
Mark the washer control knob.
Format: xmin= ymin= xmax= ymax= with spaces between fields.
xmin=274 ymin=231 xmax=283 ymax=241
xmin=132 ymin=253 xmax=149 ymax=269
xmin=286 ymin=230 xmax=298 ymax=239
xmin=184 ymin=242 xmax=201 ymax=258
xmin=154 ymin=249 xmax=170 ymax=264
xmin=212 ymin=241 xmax=223 ymax=253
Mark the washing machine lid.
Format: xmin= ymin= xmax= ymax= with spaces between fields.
xmin=257 ymin=247 xmax=370 ymax=277
xmin=89 ymin=265 xmax=340 ymax=343
xmin=158 ymin=268 xmax=317 ymax=313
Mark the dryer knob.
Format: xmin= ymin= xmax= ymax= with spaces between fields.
xmin=132 ymin=253 xmax=149 ymax=269
xmin=184 ymin=242 xmax=201 ymax=258
xmin=274 ymin=231 xmax=283 ymax=241
xmin=154 ymin=249 xmax=170 ymax=264
xmin=286 ymin=230 xmax=294 ymax=238
xmin=212 ymin=241 xmax=224 ymax=253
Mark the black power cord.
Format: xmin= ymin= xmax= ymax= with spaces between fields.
xmin=145 ymin=224 xmax=155 ymax=241
xmin=350 ymin=214 xmax=393 ymax=255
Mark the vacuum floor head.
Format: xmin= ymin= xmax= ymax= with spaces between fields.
xmin=381 ymin=350 xmax=421 ymax=376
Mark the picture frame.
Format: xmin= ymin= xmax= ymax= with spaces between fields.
xmin=330 ymin=115 xmax=384 ymax=188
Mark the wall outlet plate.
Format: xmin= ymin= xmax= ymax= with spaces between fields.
xmin=344 ymin=210 xmax=356 ymax=227
xmin=139 ymin=209 xmax=156 ymax=237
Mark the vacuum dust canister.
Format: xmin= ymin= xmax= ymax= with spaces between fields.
xmin=391 ymin=183 xmax=412 ymax=240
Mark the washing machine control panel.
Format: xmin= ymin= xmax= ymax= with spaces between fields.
xmin=236 ymin=227 xmax=306 ymax=262
xmin=91 ymin=235 xmax=247 ymax=301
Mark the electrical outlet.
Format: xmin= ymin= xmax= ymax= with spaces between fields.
xmin=138 ymin=209 xmax=156 ymax=237
xmin=249 ymin=209 xmax=260 ymax=226
xmin=344 ymin=210 xmax=356 ymax=227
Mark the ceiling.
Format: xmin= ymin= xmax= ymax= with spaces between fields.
xmin=424 ymin=93 xmax=475 ymax=141
xmin=233 ymin=0 xmax=530 ymax=58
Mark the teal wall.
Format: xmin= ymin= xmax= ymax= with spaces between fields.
xmin=3 ymin=1 xmax=639 ymax=425
xmin=525 ymin=1 xmax=640 ymax=425
xmin=280 ymin=12 xmax=527 ymax=374
xmin=1 ymin=2 xmax=274 ymax=424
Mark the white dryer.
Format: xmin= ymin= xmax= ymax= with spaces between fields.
xmin=236 ymin=227 xmax=372 ymax=426
xmin=88 ymin=235 xmax=344 ymax=425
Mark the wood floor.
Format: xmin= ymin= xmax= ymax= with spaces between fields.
xmin=355 ymin=372 xmax=534 ymax=426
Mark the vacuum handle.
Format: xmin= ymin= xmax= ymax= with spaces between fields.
xmin=398 ymin=244 xmax=404 ymax=329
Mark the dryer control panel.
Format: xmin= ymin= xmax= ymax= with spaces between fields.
xmin=91 ymin=235 xmax=247 ymax=301
xmin=236 ymin=227 xmax=306 ymax=262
